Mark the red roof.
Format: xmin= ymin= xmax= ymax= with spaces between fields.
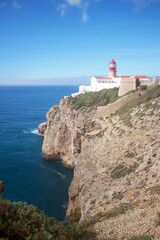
xmin=94 ymin=75 xmax=150 ymax=81
xmin=95 ymin=76 xmax=131 ymax=81
xmin=110 ymin=59 xmax=116 ymax=64
xmin=114 ymin=76 xmax=131 ymax=78
xmin=135 ymin=76 xmax=150 ymax=79
xmin=95 ymin=76 xmax=112 ymax=80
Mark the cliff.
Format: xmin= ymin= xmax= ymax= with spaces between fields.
xmin=40 ymin=86 xmax=160 ymax=240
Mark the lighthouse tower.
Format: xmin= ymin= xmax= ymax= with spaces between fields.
xmin=109 ymin=59 xmax=117 ymax=78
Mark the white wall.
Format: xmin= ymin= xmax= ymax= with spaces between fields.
xmin=90 ymin=76 xmax=120 ymax=91
xmin=79 ymin=85 xmax=91 ymax=93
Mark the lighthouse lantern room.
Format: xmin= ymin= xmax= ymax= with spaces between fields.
xmin=109 ymin=59 xmax=117 ymax=78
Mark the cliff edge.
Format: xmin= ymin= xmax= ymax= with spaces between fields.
xmin=39 ymin=86 xmax=160 ymax=240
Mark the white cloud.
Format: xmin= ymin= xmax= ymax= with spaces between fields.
xmin=12 ymin=0 xmax=22 ymax=10
xmin=57 ymin=3 xmax=68 ymax=16
xmin=81 ymin=1 xmax=89 ymax=22
xmin=81 ymin=11 xmax=88 ymax=22
xmin=56 ymin=0 xmax=98 ymax=22
xmin=66 ymin=0 xmax=81 ymax=6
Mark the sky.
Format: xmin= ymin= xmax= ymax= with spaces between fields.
xmin=0 ymin=0 xmax=160 ymax=85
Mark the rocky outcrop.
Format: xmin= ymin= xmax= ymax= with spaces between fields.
xmin=38 ymin=122 xmax=47 ymax=135
xmin=41 ymin=98 xmax=99 ymax=167
xmin=40 ymin=86 xmax=160 ymax=239
xmin=0 ymin=181 xmax=4 ymax=196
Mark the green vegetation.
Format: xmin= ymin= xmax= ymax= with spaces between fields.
xmin=0 ymin=199 xmax=95 ymax=240
xmin=104 ymin=203 xmax=134 ymax=218
xmin=111 ymin=163 xmax=138 ymax=179
xmin=149 ymin=184 xmax=160 ymax=195
xmin=116 ymin=85 xmax=160 ymax=126
xmin=130 ymin=235 xmax=152 ymax=240
xmin=156 ymin=212 xmax=160 ymax=226
xmin=81 ymin=203 xmax=133 ymax=228
xmin=68 ymin=88 xmax=119 ymax=110
xmin=124 ymin=151 xmax=135 ymax=158
xmin=136 ymin=156 xmax=143 ymax=162
xmin=140 ymin=85 xmax=148 ymax=91
xmin=113 ymin=192 xmax=124 ymax=200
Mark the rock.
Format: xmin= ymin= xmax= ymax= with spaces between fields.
xmin=38 ymin=122 xmax=47 ymax=135
xmin=39 ymin=89 xmax=160 ymax=239
xmin=41 ymin=98 xmax=96 ymax=167
xmin=0 ymin=181 xmax=5 ymax=196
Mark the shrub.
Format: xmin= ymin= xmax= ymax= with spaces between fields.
xmin=113 ymin=192 xmax=124 ymax=200
xmin=149 ymin=185 xmax=160 ymax=195
xmin=116 ymin=85 xmax=160 ymax=126
xmin=0 ymin=199 xmax=95 ymax=240
xmin=140 ymin=85 xmax=148 ymax=91
xmin=80 ymin=203 xmax=133 ymax=229
xmin=130 ymin=235 xmax=152 ymax=240
xmin=68 ymin=88 xmax=119 ymax=109
xmin=111 ymin=163 xmax=138 ymax=179
xmin=104 ymin=203 xmax=134 ymax=219
xmin=156 ymin=212 xmax=160 ymax=226
xmin=124 ymin=152 xmax=135 ymax=158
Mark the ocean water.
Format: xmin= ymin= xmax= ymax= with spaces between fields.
xmin=0 ymin=85 xmax=78 ymax=220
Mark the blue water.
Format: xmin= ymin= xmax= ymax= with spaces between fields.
xmin=0 ymin=85 xmax=78 ymax=220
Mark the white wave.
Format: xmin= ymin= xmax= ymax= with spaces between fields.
xmin=31 ymin=161 xmax=66 ymax=179
xmin=53 ymin=169 xmax=66 ymax=178
xmin=23 ymin=130 xmax=30 ymax=134
xmin=62 ymin=204 xmax=67 ymax=209
xmin=31 ymin=128 xmax=44 ymax=136
xmin=23 ymin=128 xmax=43 ymax=136
xmin=31 ymin=128 xmax=38 ymax=134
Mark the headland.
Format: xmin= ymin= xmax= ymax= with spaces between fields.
xmin=39 ymin=83 xmax=160 ymax=239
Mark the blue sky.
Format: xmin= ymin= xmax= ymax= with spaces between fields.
xmin=0 ymin=0 xmax=160 ymax=85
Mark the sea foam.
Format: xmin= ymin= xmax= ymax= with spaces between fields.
xmin=23 ymin=129 xmax=43 ymax=136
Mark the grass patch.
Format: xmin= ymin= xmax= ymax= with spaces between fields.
xmin=124 ymin=151 xmax=135 ymax=158
xmin=156 ymin=212 xmax=160 ymax=226
xmin=116 ymin=85 xmax=160 ymax=126
xmin=113 ymin=192 xmax=124 ymax=200
xmin=140 ymin=85 xmax=148 ymax=91
xmin=149 ymin=185 xmax=160 ymax=195
xmin=111 ymin=163 xmax=138 ymax=179
xmin=95 ymin=131 xmax=103 ymax=138
xmin=130 ymin=235 xmax=152 ymax=240
xmin=81 ymin=203 xmax=134 ymax=228
xmin=156 ymin=212 xmax=160 ymax=227
xmin=137 ymin=156 xmax=143 ymax=162
xmin=105 ymin=203 xmax=134 ymax=218
xmin=68 ymin=88 xmax=119 ymax=110
xmin=0 ymin=199 xmax=95 ymax=240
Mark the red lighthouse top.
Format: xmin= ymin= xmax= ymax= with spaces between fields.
xmin=109 ymin=59 xmax=116 ymax=71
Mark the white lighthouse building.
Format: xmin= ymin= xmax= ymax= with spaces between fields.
xmin=78 ymin=59 xmax=121 ymax=94
xmin=72 ymin=59 xmax=151 ymax=97
xmin=89 ymin=59 xmax=120 ymax=92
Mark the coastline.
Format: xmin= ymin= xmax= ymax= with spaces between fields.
xmin=39 ymin=85 xmax=160 ymax=239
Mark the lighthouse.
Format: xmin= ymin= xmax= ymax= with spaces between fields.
xmin=109 ymin=59 xmax=117 ymax=78
xmin=73 ymin=57 xmax=151 ymax=97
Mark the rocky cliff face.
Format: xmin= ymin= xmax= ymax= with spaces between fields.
xmin=42 ymin=97 xmax=99 ymax=167
xmin=40 ymin=86 xmax=160 ymax=240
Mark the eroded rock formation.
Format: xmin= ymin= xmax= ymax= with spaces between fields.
xmin=41 ymin=98 xmax=99 ymax=167
xmin=39 ymin=87 xmax=160 ymax=240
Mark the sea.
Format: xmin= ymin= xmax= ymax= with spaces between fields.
xmin=0 ymin=85 xmax=78 ymax=221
